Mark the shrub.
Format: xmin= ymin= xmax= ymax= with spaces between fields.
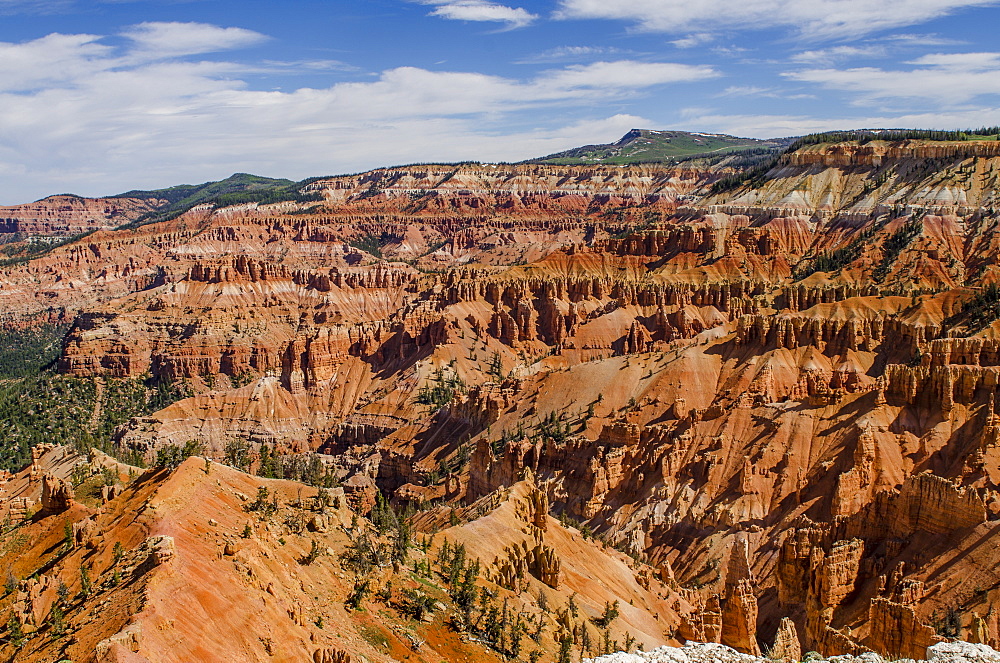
xmin=345 ymin=578 xmax=370 ymax=611
xmin=301 ymin=539 xmax=323 ymax=565
xmin=400 ymin=586 xmax=436 ymax=621
xmin=7 ymin=614 xmax=25 ymax=648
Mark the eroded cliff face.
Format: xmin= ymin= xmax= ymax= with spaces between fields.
xmin=6 ymin=141 xmax=1000 ymax=659
xmin=0 ymin=445 xmax=684 ymax=663
xmin=0 ymin=194 xmax=164 ymax=237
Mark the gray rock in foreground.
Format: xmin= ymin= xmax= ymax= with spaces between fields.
xmin=584 ymin=641 xmax=1000 ymax=663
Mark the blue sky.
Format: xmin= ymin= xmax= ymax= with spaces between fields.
xmin=2 ymin=0 xmax=1000 ymax=202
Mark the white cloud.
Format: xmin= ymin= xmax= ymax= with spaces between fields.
xmin=0 ymin=33 xmax=111 ymax=91
xmin=424 ymin=1 xmax=537 ymax=28
xmin=785 ymin=52 xmax=1000 ymax=105
xmin=908 ymin=51 xmax=1000 ymax=68
xmin=881 ymin=32 xmax=965 ymax=46
xmin=122 ymin=22 xmax=269 ymax=60
xmin=671 ymin=33 xmax=714 ymax=49
xmin=515 ymin=45 xmax=628 ymax=64
xmin=0 ymin=23 xmax=272 ymax=94
xmin=0 ymin=27 xmax=714 ymax=202
xmin=0 ymin=0 xmax=69 ymax=14
xmin=719 ymin=85 xmax=774 ymax=97
xmin=790 ymin=45 xmax=887 ymax=64
xmin=535 ymin=60 xmax=717 ymax=90
xmin=259 ymin=59 xmax=359 ymax=74
xmin=717 ymin=86 xmax=816 ymax=101
xmin=554 ymin=0 xmax=1000 ymax=40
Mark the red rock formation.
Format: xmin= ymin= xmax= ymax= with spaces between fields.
xmin=6 ymin=141 xmax=1000 ymax=660
xmin=722 ymin=579 xmax=760 ymax=655
xmin=867 ymin=598 xmax=941 ymax=659
xmin=0 ymin=194 xmax=164 ymax=236
xmin=40 ymin=472 xmax=74 ymax=514
xmin=771 ymin=618 xmax=802 ymax=662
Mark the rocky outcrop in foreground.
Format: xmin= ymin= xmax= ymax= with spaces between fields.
xmin=586 ymin=641 xmax=1000 ymax=663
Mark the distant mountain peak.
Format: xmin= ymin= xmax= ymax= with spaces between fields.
xmin=529 ymin=128 xmax=792 ymax=166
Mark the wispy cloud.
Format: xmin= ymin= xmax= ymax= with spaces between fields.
xmin=785 ymin=51 xmax=1000 ymax=106
xmin=671 ymin=33 xmax=714 ymax=49
xmin=0 ymin=33 xmax=112 ymax=92
xmin=534 ymin=60 xmax=717 ymax=90
xmin=717 ymin=85 xmax=817 ymax=100
xmin=121 ymin=22 xmax=269 ymax=60
xmin=711 ymin=45 xmax=752 ymax=58
xmin=882 ymin=32 xmax=965 ymax=46
xmin=0 ymin=0 xmax=71 ymax=15
xmin=515 ymin=45 xmax=629 ymax=64
xmin=719 ymin=85 xmax=774 ymax=97
xmin=554 ymin=0 xmax=1000 ymax=40
xmin=258 ymin=60 xmax=360 ymax=75
xmin=423 ymin=1 xmax=538 ymax=29
xmin=790 ymin=45 xmax=887 ymax=64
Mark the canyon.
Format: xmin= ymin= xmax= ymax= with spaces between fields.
xmin=4 ymin=135 xmax=1000 ymax=661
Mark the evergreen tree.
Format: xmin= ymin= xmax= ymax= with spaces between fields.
xmin=7 ymin=614 xmax=25 ymax=648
